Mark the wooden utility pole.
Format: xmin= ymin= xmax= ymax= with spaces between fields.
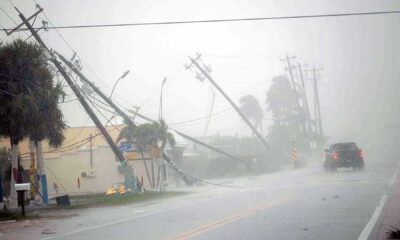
xmin=281 ymin=54 xmax=306 ymax=133
xmin=59 ymin=50 xmax=246 ymax=164
xmin=13 ymin=8 xmax=127 ymax=166
xmin=56 ymin=53 xmax=135 ymax=130
xmin=187 ymin=55 xmax=270 ymax=150
xmin=298 ymin=63 xmax=312 ymax=132
xmin=59 ymin=53 xmax=246 ymax=186
xmin=311 ymin=67 xmax=324 ymax=136
xmin=89 ymin=134 xmax=93 ymax=169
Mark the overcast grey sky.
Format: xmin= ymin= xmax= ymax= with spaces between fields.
xmin=1 ymin=0 xmax=399 ymax=146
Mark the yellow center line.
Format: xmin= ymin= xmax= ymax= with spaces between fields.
xmin=170 ymin=194 xmax=291 ymax=240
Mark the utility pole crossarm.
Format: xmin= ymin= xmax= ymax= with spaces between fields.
xmin=6 ymin=7 xmax=43 ymax=36
xmin=188 ymin=56 xmax=270 ymax=150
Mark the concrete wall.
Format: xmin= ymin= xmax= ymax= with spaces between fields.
xmin=43 ymin=146 xmax=163 ymax=196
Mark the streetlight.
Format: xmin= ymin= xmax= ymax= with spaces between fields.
xmin=110 ymin=70 xmax=130 ymax=98
xmin=158 ymin=77 xmax=167 ymax=191
xmin=158 ymin=77 xmax=167 ymax=120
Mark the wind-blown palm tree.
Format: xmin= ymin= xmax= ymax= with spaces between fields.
xmin=117 ymin=119 xmax=175 ymax=149
xmin=28 ymin=69 xmax=66 ymax=204
xmin=116 ymin=119 xmax=175 ymax=188
xmin=239 ymin=95 xmax=264 ymax=134
xmin=0 ymin=39 xmax=66 ymax=206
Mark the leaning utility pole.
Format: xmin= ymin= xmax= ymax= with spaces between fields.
xmin=58 ymin=53 xmax=243 ymax=185
xmin=187 ymin=55 xmax=270 ymax=150
xmin=126 ymin=109 xmax=245 ymax=162
xmin=306 ymin=67 xmax=324 ymax=137
xmin=56 ymin=53 xmax=135 ymax=129
xmin=11 ymin=7 xmax=127 ymax=167
xmin=311 ymin=67 xmax=324 ymax=136
xmin=281 ymin=54 xmax=306 ymax=133
xmin=297 ymin=63 xmax=312 ymax=133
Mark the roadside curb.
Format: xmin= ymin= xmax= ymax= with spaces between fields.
xmin=366 ymin=166 xmax=400 ymax=240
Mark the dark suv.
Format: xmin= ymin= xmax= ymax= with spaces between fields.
xmin=324 ymin=142 xmax=365 ymax=172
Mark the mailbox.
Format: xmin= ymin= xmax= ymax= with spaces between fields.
xmin=15 ymin=183 xmax=30 ymax=191
xmin=15 ymin=183 xmax=30 ymax=217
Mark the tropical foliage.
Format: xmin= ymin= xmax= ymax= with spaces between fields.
xmin=265 ymin=75 xmax=309 ymax=153
xmin=239 ymin=95 xmax=264 ymax=133
xmin=116 ymin=119 xmax=176 ymax=150
xmin=0 ymin=39 xmax=66 ymax=205
xmin=266 ymin=75 xmax=300 ymax=125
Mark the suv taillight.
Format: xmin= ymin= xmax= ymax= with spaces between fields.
xmin=333 ymin=152 xmax=339 ymax=160
xmin=359 ymin=150 xmax=365 ymax=159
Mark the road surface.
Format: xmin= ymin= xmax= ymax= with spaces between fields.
xmin=2 ymin=157 xmax=398 ymax=240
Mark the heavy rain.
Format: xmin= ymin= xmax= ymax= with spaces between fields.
xmin=0 ymin=1 xmax=399 ymax=239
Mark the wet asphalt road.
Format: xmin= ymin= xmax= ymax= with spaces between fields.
xmin=4 ymin=158 xmax=398 ymax=240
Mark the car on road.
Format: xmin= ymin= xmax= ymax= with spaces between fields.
xmin=324 ymin=142 xmax=365 ymax=172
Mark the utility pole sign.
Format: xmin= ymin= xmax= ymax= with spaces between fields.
xmin=292 ymin=147 xmax=299 ymax=168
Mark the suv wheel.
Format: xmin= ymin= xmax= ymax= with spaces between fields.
xmin=330 ymin=163 xmax=337 ymax=172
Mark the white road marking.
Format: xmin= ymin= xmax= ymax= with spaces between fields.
xmin=40 ymin=204 xmax=186 ymax=240
xmin=389 ymin=168 xmax=399 ymax=187
xmin=357 ymin=194 xmax=387 ymax=240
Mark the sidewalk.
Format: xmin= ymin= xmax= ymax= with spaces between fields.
xmin=369 ymin=168 xmax=400 ymax=240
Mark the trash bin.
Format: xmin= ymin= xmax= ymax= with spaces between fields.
xmin=56 ymin=195 xmax=70 ymax=206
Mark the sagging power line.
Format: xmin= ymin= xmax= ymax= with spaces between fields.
xmin=2 ymin=10 xmax=400 ymax=32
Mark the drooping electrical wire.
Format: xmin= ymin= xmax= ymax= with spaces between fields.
xmin=2 ymin=10 xmax=400 ymax=32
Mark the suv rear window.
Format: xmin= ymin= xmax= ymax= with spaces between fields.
xmin=334 ymin=143 xmax=357 ymax=151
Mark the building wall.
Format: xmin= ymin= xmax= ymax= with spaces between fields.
xmin=43 ymin=146 xmax=163 ymax=196
xmin=0 ymin=125 xmax=168 ymax=196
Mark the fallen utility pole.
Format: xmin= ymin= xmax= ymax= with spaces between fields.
xmin=13 ymin=8 xmax=127 ymax=167
xmin=188 ymin=55 xmax=270 ymax=150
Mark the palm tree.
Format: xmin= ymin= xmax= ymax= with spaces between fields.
xmin=117 ymin=119 xmax=176 ymax=188
xmin=239 ymin=95 xmax=264 ymax=134
xmin=266 ymin=75 xmax=298 ymax=125
xmin=0 ymin=39 xmax=66 ymax=206
xmin=117 ymin=119 xmax=175 ymax=149
xmin=28 ymin=70 xmax=66 ymax=204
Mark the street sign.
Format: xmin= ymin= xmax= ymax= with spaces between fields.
xmin=119 ymin=143 xmax=132 ymax=152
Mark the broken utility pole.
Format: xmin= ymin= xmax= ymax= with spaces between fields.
xmin=187 ymin=54 xmax=270 ymax=150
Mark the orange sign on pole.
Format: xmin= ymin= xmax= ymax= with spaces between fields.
xmin=292 ymin=147 xmax=299 ymax=168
